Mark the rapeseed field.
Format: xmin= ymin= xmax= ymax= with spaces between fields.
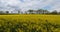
xmin=0 ymin=15 xmax=60 ymax=32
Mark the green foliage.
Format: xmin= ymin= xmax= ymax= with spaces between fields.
xmin=50 ymin=10 xmax=58 ymax=14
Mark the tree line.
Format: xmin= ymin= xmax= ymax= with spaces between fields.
xmin=0 ymin=9 xmax=60 ymax=14
xmin=25 ymin=9 xmax=60 ymax=14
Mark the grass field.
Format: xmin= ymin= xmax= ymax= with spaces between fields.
xmin=0 ymin=14 xmax=60 ymax=32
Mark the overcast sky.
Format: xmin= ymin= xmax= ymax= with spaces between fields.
xmin=0 ymin=0 xmax=60 ymax=12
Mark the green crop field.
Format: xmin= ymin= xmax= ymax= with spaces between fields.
xmin=0 ymin=14 xmax=60 ymax=32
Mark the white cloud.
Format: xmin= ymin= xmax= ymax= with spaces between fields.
xmin=0 ymin=0 xmax=60 ymax=12
xmin=47 ymin=0 xmax=60 ymax=12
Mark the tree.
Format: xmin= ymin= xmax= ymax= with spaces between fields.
xmin=43 ymin=10 xmax=49 ymax=14
xmin=18 ymin=10 xmax=20 ymax=14
xmin=6 ymin=11 xmax=9 ymax=14
xmin=58 ymin=12 xmax=60 ymax=14
xmin=37 ymin=9 xmax=43 ymax=14
xmin=28 ymin=10 xmax=34 ymax=14
xmin=51 ymin=10 xmax=57 ymax=14
xmin=37 ymin=9 xmax=49 ymax=14
xmin=0 ymin=11 xmax=4 ymax=13
xmin=25 ymin=11 xmax=28 ymax=14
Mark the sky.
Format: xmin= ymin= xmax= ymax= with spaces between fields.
xmin=0 ymin=0 xmax=60 ymax=12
